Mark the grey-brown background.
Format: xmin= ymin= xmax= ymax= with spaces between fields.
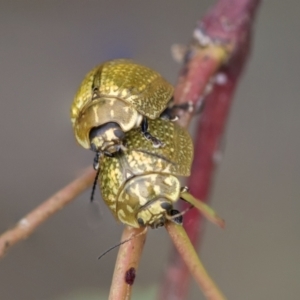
xmin=0 ymin=1 xmax=299 ymax=299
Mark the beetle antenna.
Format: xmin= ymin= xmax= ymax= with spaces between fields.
xmin=98 ymin=228 xmax=147 ymax=260
xmin=90 ymin=168 xmax=100 ymax=202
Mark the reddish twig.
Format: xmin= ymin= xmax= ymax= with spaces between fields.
xmin=108 ymin=227 xmax=147 ymax=300
xmin=159 ymin=0 xmax=262 ymax=299
xmin=0 ymin=167 xmax=95 ymax=259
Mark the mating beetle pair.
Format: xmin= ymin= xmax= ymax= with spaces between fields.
xmin=71 ymin=59 xmax=222 ymax=229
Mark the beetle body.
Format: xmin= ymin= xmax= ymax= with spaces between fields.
xmin=71 ymin=59 xmax=174 ymax=155
xmin=98 ymin=118 xmax=193 ymax=228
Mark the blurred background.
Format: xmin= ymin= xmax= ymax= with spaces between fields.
xmin=0 ymin=1 xmax=299 ymax=299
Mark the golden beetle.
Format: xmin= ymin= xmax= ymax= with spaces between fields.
xmin=71 ymin=59 xmax=174 ymax=167
xmin=98 ymin=118 xmax=223 ymax=229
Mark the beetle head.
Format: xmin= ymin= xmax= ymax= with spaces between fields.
xmin=136 ymin=199 xmax=176 ymax=229
xmin=89 ymin=122 xmax=126 ymax=155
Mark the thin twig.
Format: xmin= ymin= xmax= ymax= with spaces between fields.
xmin=108 ymin=227 xmax=147 ymax=300
xmin=174 ymin=45 xmax=229 ymax=129
xmin=159 ymin=0 xmax=262 ymax=299
xmin=0 ymin=167 xmax=95 ymax=259
xmin=166 ymin=222 xmax=226 ymax=300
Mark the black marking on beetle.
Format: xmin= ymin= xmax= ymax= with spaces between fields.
xmin=114 ymin=128 xmax=125 ymax=140
xmin=160 ymin=202 xmax=172 ymax=211
xmin=91 ymin=83 xmax=100 ymax=100
xmin=125 ymin=267 xmax=136 ymax=285
xmin=137 ymin=218 xmax=145 ymax=226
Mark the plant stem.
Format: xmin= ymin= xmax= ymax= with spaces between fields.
xmin=166 ymin=222 xmax=226 ymax=300
xmin=159 ymin=0 xmax=262 ymax=299
xmin=108 ymin=227 xmax=147 ymax=300
xmin=0 ymin=167 xmax=95 ymax=259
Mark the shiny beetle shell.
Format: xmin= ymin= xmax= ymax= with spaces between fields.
xmin=98 ymin=118 xmax=193 ymax=228
xmin=70 ymin=59 xmax=174 ymax=151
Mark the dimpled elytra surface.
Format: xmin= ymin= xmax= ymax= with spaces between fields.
xmin=71 ymin=59 xmax=173 ymax=125
xmin=96 ymin=60 xmax=173 ymax=119
xmin=125 ymin=118 xmax=194 ymax=176
xmin=98 ymin=118 xmax=194 ymax=219
xmin=98 ymin=155 xmax=123 ymax=219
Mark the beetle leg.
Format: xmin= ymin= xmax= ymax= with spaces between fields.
xmin=160 ymin=101 xmax=195 ymax=121
xmin=170 ymin=101 xmax=196 ymax=119
xmin=179 ymin=189 xmax=225 ymax=228
xmin=93 ymin=151 xmax=101 ymax=170
xmin=180 ymin=186 xmax=189 ymax=193
xmin=172 ymin=101 xmax=194 ymax=113
xmin=160 ymin=107 xmax=179 ymax=121
xmin=141 ymin=118 xmax=164 ymax=148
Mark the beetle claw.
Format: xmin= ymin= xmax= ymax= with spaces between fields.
xmin=180 ymin=186 xmax=189 ymax=193
xmin=143 ymin=132 xmax=164 ymax=148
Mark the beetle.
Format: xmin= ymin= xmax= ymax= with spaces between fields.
xmin=97 ymin=118 xmax=223 ymax=229
xmin=71 ymin=59 xmax=174 ymax=168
